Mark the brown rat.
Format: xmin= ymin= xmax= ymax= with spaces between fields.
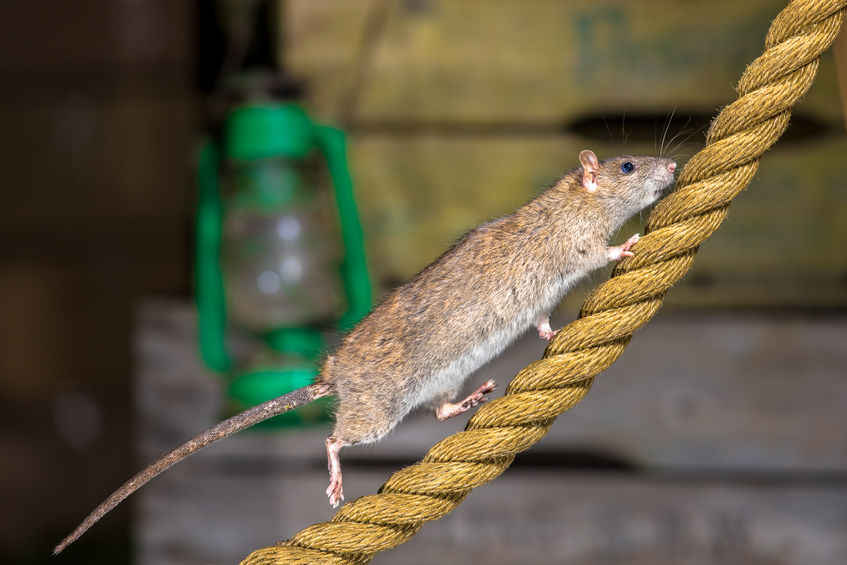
xmin=54 ymin=150 xmax=676 ymax=554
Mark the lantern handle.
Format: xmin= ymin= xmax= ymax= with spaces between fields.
xmin=195 ymin=139 xmax=232 ymax=372
xmin=316 ymin=126 xmax=372 ymax=330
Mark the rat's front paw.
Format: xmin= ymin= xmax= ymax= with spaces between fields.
xmin=607 ymin=233 xmax=640 ymax=261
xmin=537 ymin=327 xmax=558 ymax=340
xmin=536 ymin=315 xmax=558 ymax=340
xmin=621 ymin=233 xmax=640 ymax=252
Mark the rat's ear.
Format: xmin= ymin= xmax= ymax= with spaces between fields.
xmin=579 ymin=149 xmax=599 ymax=192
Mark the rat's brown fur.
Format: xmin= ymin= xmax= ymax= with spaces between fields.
xmin=55 ymin=151 xmax=675 ymax=553
xmin=320 ymin=154 xmax=675 ymax=451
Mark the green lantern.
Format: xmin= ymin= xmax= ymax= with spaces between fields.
xmin=195 ymin=103 xmax=371 ymax=426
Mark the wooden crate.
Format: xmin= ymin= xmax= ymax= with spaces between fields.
xmin=132 ymin=300 xmax=847 ymax=564
xmin=347 ymin=131 xmax=847 ymax=307
xmin=284 ymin=0 xmax=845 ymax=125
xmin=279 ymin=0 xmax=846 ymax=306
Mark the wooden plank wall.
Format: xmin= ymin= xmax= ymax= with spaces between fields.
xmin=124 ymin=2 xmax=847 ymax=564
xmin=0 ymin=2 xmax=195 ymax=560
xmin=283 ymin=0 xmax=847 ymax=308
xmin=134 ymin=301 xmax=847 ymax=564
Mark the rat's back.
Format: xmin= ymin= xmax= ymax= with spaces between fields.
xmin=325 ymin=208 xmax=578 ymax=423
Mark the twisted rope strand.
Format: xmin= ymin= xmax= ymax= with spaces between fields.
xmin=242 ymin=2 xmax=846 ymax=563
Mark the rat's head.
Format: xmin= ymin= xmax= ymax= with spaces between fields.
xmin=578 ymin=149 xmax=676 ymax=213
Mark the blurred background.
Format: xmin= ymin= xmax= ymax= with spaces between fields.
xmin=2 ymin=1 xmax=846 ymax=564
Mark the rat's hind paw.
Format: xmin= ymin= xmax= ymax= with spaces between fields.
xmin=436 ymin=380 xmax=496 ymax=420
xmin=326 ymin=477 xmax=344 ymax=508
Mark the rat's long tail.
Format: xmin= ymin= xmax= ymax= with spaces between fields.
xmin=53 ymin=382 xmax=332 ymax=555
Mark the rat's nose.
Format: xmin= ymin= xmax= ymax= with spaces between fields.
xmin=668 ymin=162 xmax=676 ymax=172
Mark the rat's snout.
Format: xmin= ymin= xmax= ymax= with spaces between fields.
xmin=647 ymin=158 xmax=678 ymax=202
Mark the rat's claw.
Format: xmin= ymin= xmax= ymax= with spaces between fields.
xmin=326 ymin=478 xmax=344 ymax=508
xmin=607 ymin=233 xmax=641 ymax=261
xmin=621 ymin=233 xmax=640 ymax=252
xmin=535 ymin=315 xmax=556 ymax=341
xmin=436 ymin=380 xmax=497 ymax=420
xmin=463 ymin=381 xmax=495 ymax=407
xmin=538 ymin=328 xmax=558 ymax=340
xmin=463 ymin=396 xmax=488 ymax=409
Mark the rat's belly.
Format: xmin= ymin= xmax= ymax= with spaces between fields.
xmin=411 ymin=270 xmax=582 ymax=410
xmin=412 ymin=315 xmax=529 ymax=409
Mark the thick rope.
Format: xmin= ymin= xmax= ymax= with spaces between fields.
xmin=242 ymin=2 xmax=846 ymax=563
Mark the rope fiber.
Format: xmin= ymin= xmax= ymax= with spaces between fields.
xmin=242 ymin=1 xmax=847 ymax=562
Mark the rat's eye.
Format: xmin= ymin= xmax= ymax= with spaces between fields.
xmin=621 ymin=162 xmax=635 ymax=174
